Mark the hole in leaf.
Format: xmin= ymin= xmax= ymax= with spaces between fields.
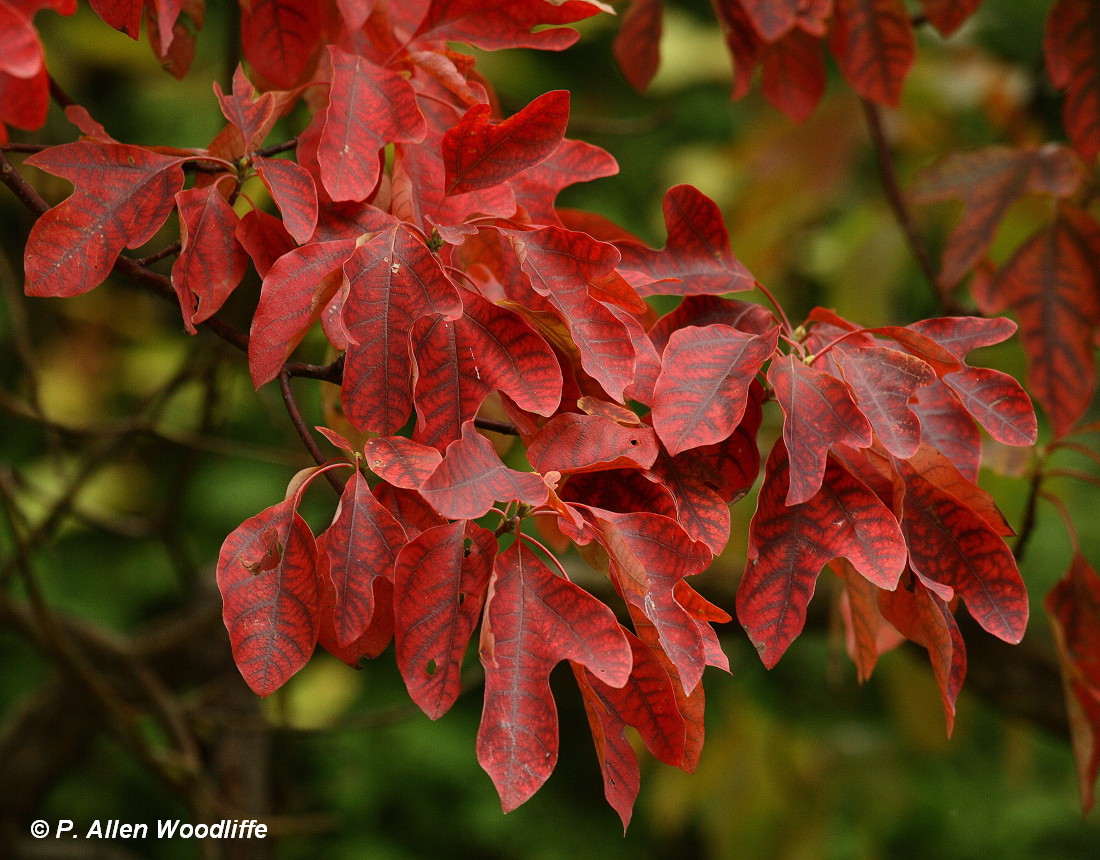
xmin=425 ymin=660 xmax=437 ymax=676
xmin=629 ymin=438 xmax=638 ymax=446
xmin=457 ymin=592 xmax=466 ymax=606
xmin=463 ymin=536 xmax=472 ymax=557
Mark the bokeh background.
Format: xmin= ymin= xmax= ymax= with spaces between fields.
xmin=2 ymin=0 xmax=1099 ymax=857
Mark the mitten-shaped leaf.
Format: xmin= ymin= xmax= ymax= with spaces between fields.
xmin=24 ymin=142 xmax=185 ymax=297
xmin=652 ymin=323 xmax=777 ymax=456
xmin=477 ymin=539 xmax=632 ymax=812
xmin=319 ymin=471 xmax=408 ymax=647
xmin=443 ymin=91 xmax=569 ymax=196
xmin=767 ymin=354 xmax=873 ymax=505
xmin=395 ymin=521 xmax=495 ymax=719
xmin=217 ymin=499 xmax=320 ymax=696
xmin=738 ymin=442 xmax=906 ymax=668
xmin=616 ymin=185 xmax=755 ymax=296
xmin=420 ymin=422 xmax=549 ymax=520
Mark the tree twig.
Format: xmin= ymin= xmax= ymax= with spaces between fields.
xmin=278 ymin=370 xmax=344 ymax=493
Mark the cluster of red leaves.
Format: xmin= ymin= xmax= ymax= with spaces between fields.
xmin=6 ymin=0 xmax=1096 ymax=822
xmin=0 ymin=0 xmax=74 ymax=142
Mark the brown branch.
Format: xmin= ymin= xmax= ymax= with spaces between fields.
xmin=474 ymin=416 xmax=520 ymax=436
xmin=278 ymin=369 xmax=344 ymax=493
xmin=860 ymin=99 xmax=964 ymax=314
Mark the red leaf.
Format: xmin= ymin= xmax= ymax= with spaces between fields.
xmin=253 ymin=155 xmax=318 ymax=244
xmin=364 ymin=436 xmax=442 ymax=489
xmin=411 ymin=292 xmax=562 ymax=449
xmin=907 ymin=315 xmax=1017 ymax=359
xmin=527 ymin=412 xmax=659 ymax=475
xmin=319 ymin=470 xmax=408 ymax=647
xmin=573 ymin=630 xmax=687 ymax=830
xmin=651 ymin=323 xmax=777 ymax=456
xmin=87 ymin=0 xmax=142 ymax=37
xmin=737 ymin=442 xmax=907 ymax=668
xmin=991 ymin=205 xmax=1100 ymax=437
xmin=646 ymin=448 xmax=732 ymax=555
xmin=910 ymin=145 xmax=1083 ymax=286
xmin=413 ymin=0 xmax=609 ymax=52
xmin=740 ymin=0 xmax=831 ymax=42
xmin=917 ymin=0 xmax=984 ymax=36
xmin=341 ymin=226 xmax=462 ymax=434
xmin=1045 ymin=0 xmax=1100 ymax=161
xmin=477 ymin=539 xmax=632 ymax=812
xmin=248 ymin=239 xmax=355 ymax=387
xmin=240 ymin=0 xmax=321 ymax=90
xmin=828 ymin=0 xmax=914 ymax=107
xmin=420 ymin=421 xmax=549 ymax=519
xmin=373 ymin=482 xmax=448 ymax=537
xmin=767 ymin=354 xmax=873 ymax=505
xmin=0 ymin=0 xmax=43 ymax=77
xmin=912 ymin=380 xmax=981 ymax=481
xmin=236 ymin=208 xmax=295 ymax=278
xmin=942 ymin=367 xmax=1037 ymax=447
xmin=760 ymin=27 xmax=826 ymax=122
xmin=171 ymin=179 xmax=248 ymax=330
xmin=1045 ymin=554 xmax=1100 ymax=810
xmin=443 ymin=91 xmax=570 ymax=196
xmin=318 ymin=47 xmax=426 ymax=202
xmin=394 ymin=521 xmax=495 ymax=719
xmin=23 ymin=142 xmax=186 ymax=297
xmin=616 ymin=185 xmax=756 ymax=297
xmin=316 ymin=568 xmax=396 ymax=667
xmin=512 ymin=226 xmax=637 ymax=401
xmin=586 ymin=509 xmax=713 ymax=692
xmin=878 ymin=574 xmax=967 ymax=733
xmin=906 ymin=445 xmax=1013 ymax=538
xmin=834 ymin=346 xmax=936 ymax=459
xmin=216 ymin=499 xmax=320 ymax=696
xmin=648 ymin=295 xmax=778 ymax=353
xmin=612 ymin=0 xmax=662 ymax=93
xmin=895 ymin=457 xmax=1028 ymax=643
xmin=509 ymin=137 xmax=619 ymax=225
xmin=213 ymin=65 xmax=283 ymax=157
xmin=832 ymin=558 xmax=899 ymax=683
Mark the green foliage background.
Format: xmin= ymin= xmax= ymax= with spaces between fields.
xmin=1 ymin=1 xmax=1098 ymax=857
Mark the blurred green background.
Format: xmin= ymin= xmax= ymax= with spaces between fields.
xmin=2 ymin=0 xmax=1099 ymax=857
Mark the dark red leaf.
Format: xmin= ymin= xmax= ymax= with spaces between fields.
xmin=236 ymin=208 xmax=295 ymax=278
xmin=616 ymin=185 xmax=755 ymax=297
xmin=612 ymin=0 xmax=663 ymax=93
xmin=737 ymin=442 xmax=907 ymax=668
xmin=394 ymin=521 xmax=495 ymax=719
xmin=767 ymin=354 xmax=873 ymax=505
xmin=907 ymin=315 xmax=1017 ymax=359
xmin=527 ymin=412 xmax=659 ymax=475
xmin=373 ymin=482 xmax=448 ymax=537
xmin=895 ymin=457 xmax=1028 ymax=643
xmin=991 ymin=205 xmax=1100 ymax=437
xmin=573 ymin=630 xmax=687 ymax=830
xmin=316 ymin=567 xmax=396 ymax=667
xmin=248 ymin=239 xmax=355 ymax=387
xmin=651 ymin=323 xmax=777 ymax=456
xmin=88 ymin=0 xmax=142 ymax=37
xmin=420 ymin=421 xmax=549 ymax=519
xmin=509 ymin=137 xmax=619 ymax=225
xmin=216 ymin=499 xmax=320 ymax=696
xmin=832 ymin=558 xmax=901 ymax=683
xmin=905 ymin=445 xmax=1013 ymax=538
xmin=318 ymin=46 xmax=426 ymax=202
xmin=910 ymin=145 xmax=1083 ymax=286
xmin=917 ymin=0 xmax=984 ymax=36
xmin=1045 ymin=0 xmax=1100 ymax=161
xmin=646 ymin=448 xmax=731 ymax=555
xmin=240 ymin=0 xmax=321 ymax=90
xmin=341 ymin=226 xmax=462 ymax=434
xmin=319 ymin=470 xmax=408 ymax=647
xmin=761 ymin=27 xmax=826 ymax=122
xmin=834 ymin=346 xmax=936 ymax=459
xmin=648 ymin=295 xmax=777 ymax=353
xmin=477 ymin=539 xmax=632 ymax=812
xmin=878 ymin=573 xmax=967 ymax=733
xmin=1045 ymin=554 xmax=1100 ymax=810
xmin=413 ymin=0 xmax=609 ymax=52
xmin=443 ymin=90 xmax=570 ymax=196
xmin=411 ymin=292 xmax=562 ymax=449
xmin=828 ymin=0 xmax=914 ymax=107
xmin=23 ymin=142 xmax=186 ymax=297
xmin=740 ymin=0 xmax=831 ymax=42
xmin=912 ymin=380 xmax=981 ymax=481
xmin=942 ymin=367 xmax=1037 ymax=446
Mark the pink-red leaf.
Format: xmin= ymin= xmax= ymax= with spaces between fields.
xmin=420 ymin=421 xmax=549 ymax=520
xmin=737 ymin=442 xmax=906 ymax=668
xmin=477 ymin=539 xmax=631 ymax=812
xmin=394 ymin=521 xmax=495 ymax=719
xmin=527 ymin=412 xmax=659 ymax=475
xmin=652 ymin=323 xmax=776 ymax=456
xmin=253 ymin=155 xmax=318 ymax=244
xmin=443 ymin=91 xmax=570 ymax=196
xmin=767 ymin=354 xmax=873 ymax=505
xmin=319 ymin=470 xmax=408 ymax=647
xmin=364 ymin=436 xmax=442 ymax=489
xmin=942 ymin=367 xmax=1037 ymax=446
xmin=616 ymin=185 xmax=755 ymax=297
xmin=216 ymin=499 xmax=320 ymax=696
xmin=23 ymin=142 xmax=186 ymax=297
